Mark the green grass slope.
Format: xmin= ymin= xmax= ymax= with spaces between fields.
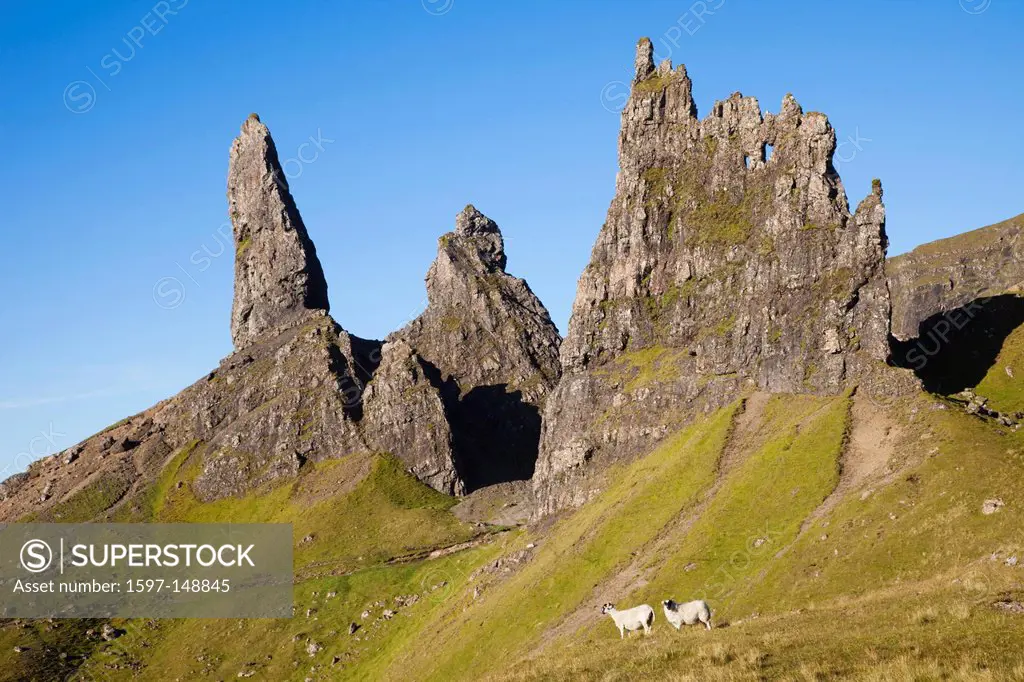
xmin=108 ymin=448 xmax=477 ymax=576
xmin=637 ymin=394 xmax=849 ymax=618
xmin=1 ymin=452 xmax=499 ymax=682
xmin=974 ymin=322 xmax=1024 ymax=416
xmin=385 ymin=402 xmax=741 ymax=681
xmin=480 ymin=392 xmax=1024 ymax=680
xmin=6 ymin=361 xmax=1024 ymax=680
xmin=70 ymin=544 xmax=504 ymax=681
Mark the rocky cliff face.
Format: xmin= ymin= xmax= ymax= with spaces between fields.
xmin=162 ymin=310 xmax=376 ymax=501
xmin=0 ymin=124 xmax=562 ymax=519
xmin=229 ymin=114 xmax=331 ymax=351
xmin=533 ymin=39 xmax=899 ymax=514
xmin=403 ymin=206 xmax=561 ymax=408
xmin=362 ymin=339 xmax=461 ymax=494
xmin=888 ymin=213 xmax=1024 ymax=341
xmin=363 ymin=206 xmax=562 ymax=493
xmin=163 ymin=115 xmax=376 ymax=499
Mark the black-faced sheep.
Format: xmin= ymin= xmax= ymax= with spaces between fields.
xmin=601 ymin=603 xmax=655 ymax=638
xmin=662 ymin=599 xmax=712 ymax=631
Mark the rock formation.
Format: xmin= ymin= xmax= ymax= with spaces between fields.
xmin=5 ymin=44 xmax=1018 ymax=528
xmin=533 ymin=38 xmax=899 ymax=514
xmin=0 ymin=120 xmax=368 ymax=517
xmin=152 ymin=116 xmax=375 ymax=500
xmin=162 ymin=310 xmax=375 ymax=501
xmin=885 ymin=213 xmax=1024 ymax=395
xmin=0 ymin=300 xmax=377 ymax=518
xmin=0 ymin=124 xmax=562 ymax=519
xmin=362 ymin=340 xmax=461 ymax=494
xmin=229 ymin=114 xmax=331 ymax=351
xmin=363 ymin=205 xmax=562 ymax=492
xmin=888 ymin=212 xmax=1024 ymax=341
xmin=403 ymin=205 xmax=560 ymax=408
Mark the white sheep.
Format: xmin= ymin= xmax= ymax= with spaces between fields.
xmin=662 ymin=599 xmax=713 ymax=631
xmin=601 ymin=603 xmax=655 ymax=638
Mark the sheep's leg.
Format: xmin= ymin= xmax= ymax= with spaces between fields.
xmin=619 ymin=626 xmax=624 ymax=640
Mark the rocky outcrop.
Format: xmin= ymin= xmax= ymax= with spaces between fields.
xmin=148 ymin=116 xmax=375 ymax=500
xmin=14 ymin=39 xmax=996 ymax=525
xmin=361 ymin=340 xmax=461 ymax=495
xmin=402 ymin=205 xmax=561 ymax=407
xmin=0 ymin=123 xmax=564 ymax=517
xmin=0 ymin=309 xmax=380 ymax=521
xmin=363 ymin=206 xmax=562 ymax=492
xmin=0 ymin=118 xmax=375 ymax=517
xmin=229 ymin=114 xmax=330 ymax=351
xmin=159 ymin=310 xmax=374 ymax=501
xmin=887 ymin=213 xmax=1024 ymax=341
xmin=533 ymin=39 xmax=898 ymax=514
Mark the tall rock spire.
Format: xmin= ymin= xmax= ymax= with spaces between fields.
xmin=228 ymin=114 xmax=330 ymax=350
xmin=533 ymin=39 xmax=902 ymax=516
xmin=633 ymin=37 xmax=655 ymax=82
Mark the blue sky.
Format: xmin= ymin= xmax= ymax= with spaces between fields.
xmin=1 ymin=0 xmax=1021 ymax=475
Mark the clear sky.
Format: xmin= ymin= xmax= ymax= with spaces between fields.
xmin=1 ymin=0 xmax=1021 ymax=476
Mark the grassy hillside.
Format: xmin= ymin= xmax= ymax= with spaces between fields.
xmin=104 ymin=448 xmax=478 ymax=576
xmin=473 ymin=388 xmax=1024 ymax=678
xmin=5 ymin=354 xmax=1024 ymax=680
xmin=975 ymin=322 xmax=1024 ymax=416
xmin=69 ymin=544 xmax=505 ymax=681
xmin=1 ymin=453 xmax=497 ymax=682
xmin=389 ymin=402 xmax=741 ymax=681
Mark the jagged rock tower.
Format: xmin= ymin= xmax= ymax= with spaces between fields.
xmin=363 ymin=205 xmax=562 ymax=493
xmin=159 ymin=115 xmax=376 ymax=500
xmin=533 ymin=39 xmax=896 ymax=514
xmin=229 ymin=114 xmax=331 ymax=350
xmin=405 ymin=205 xmax=561 ymax=410
xmin=0 ymin=117 xmax=378 ymax=515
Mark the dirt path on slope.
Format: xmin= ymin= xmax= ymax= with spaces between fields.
xmin=792 ymin=395 xmax=902 ymax=539
xmin=721 ymin=391 xmax=771 ymax=471
xmin=296 ymin=530 xmax=509 ymax=581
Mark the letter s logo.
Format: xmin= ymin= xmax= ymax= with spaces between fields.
xmin=20 ymin=539 xmax=53 ymax=573
xmin=63 ymin=81 xmax=96 ymax=114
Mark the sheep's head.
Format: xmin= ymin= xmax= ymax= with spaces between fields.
xmin=662 ymin=599 xmax=677 ymax=610
xmin=600 ymin=603 xmax=615 ymax=614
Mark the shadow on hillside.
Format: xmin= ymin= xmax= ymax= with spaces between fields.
xmin=889 ymin=294 xmax=1024 ymax=394
xmin=452 ymin=385 xmax=542 ymax=492
xmin=416 ymin=359 xmax=542 ymax=494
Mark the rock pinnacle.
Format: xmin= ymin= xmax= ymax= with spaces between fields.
xmin=228 ymin=115 xmax=330 ymax=350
